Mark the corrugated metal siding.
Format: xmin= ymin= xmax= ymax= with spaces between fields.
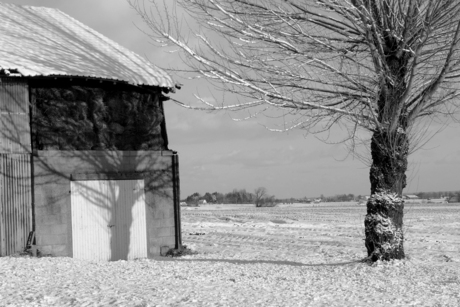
xmin=0 ymin=154 xmax=32 ymax=256
xmin=71 ymin=179 xmax=147 ymax=261
xmin=0 ymin=79 xmax=31 ymax=153
xmin=114 ymin=180 xmax=147 ymax=260
xmin=71 ymin=180 xmax=113 ymax=261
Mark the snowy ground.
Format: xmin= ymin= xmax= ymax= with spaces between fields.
xmin=1 ymin=202 xmax=459 ymax=306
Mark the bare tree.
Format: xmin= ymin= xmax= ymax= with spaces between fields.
xmin=129 ymin=0 xmax=460 ymax=261
xmin=254 ymin=187 xmax=268 ymax=207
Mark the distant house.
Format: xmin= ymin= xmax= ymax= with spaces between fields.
xmin=198 ymin=199 xmax=207 ymax=205
xmin=0 ymin=3 xmax=182 ymax=260
xmin=448 ymin=196 xmax=459 ymax=203
xmin=428 ymin=197 xmax=448 ymax=204
xmin=403 ymin=195 xmax=423 ymax=203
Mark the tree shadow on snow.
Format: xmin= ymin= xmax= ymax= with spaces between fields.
xmin=152 ymin=257 xmax=363 ymax=267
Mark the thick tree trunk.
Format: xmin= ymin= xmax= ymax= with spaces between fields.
xmin=364 ymin=129 xmax=408 ymax=261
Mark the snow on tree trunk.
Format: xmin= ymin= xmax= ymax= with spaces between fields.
xmin=365 ymin=129 xmax=408 ymax=261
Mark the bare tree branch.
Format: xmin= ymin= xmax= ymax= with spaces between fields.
xmin=129 ymin=0 xmax=460 ymax=262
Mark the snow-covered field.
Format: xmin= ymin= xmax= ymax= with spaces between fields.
xmin=1 ymin=202 xmax=459 ymax=306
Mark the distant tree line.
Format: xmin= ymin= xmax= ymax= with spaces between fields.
xmin=414 ymin=191 xmax=460 ymax=200
xmin=322 ymin=194 xmax=356 ymax=202
xmin=183 ymin=190 xmax=460 ymax=205
xmin=321 ymin=191 xmax=460 ymax=202
xmin=183 ymin=188 xmax=276 ymax=206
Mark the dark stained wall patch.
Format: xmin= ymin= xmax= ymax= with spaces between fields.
xmin=31 ymin=85 xmax=166 ymax=151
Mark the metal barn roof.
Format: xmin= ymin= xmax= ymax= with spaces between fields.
xmin=0 ymin=3 xmax=175 ymax=88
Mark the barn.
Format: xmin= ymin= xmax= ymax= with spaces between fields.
xmin=0 ymin=3 xmax=182 ymax=260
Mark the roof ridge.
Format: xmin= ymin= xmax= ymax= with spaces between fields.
xmin=0 ymin=2 xmax=175 ymax=88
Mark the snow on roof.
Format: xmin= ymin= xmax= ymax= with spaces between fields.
xmin=0 ymin=3 xmax=175 ymax=88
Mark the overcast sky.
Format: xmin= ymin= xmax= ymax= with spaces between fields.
xmin=5 ymin=0 xmax=460 ymax=198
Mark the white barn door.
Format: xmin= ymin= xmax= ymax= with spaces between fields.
xmin=71 ymin=179 xmax=147 ymax=261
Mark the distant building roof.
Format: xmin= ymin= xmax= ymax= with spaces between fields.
xmin=405 ymin=195 xmax=419 ymax=199
xmin=0 ymin=3 xmax=175 ymax=88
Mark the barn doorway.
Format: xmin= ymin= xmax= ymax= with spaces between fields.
xmin=70 ymin=179 xmax=147 ymax=261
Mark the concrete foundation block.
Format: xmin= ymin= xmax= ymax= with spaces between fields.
xmin=149 ymin=246 xmax=160 ymax=255
xmin=52 ymin=245 xmax=67 ymax=256
xmin=160 ymin=246 xmax=170 ymax=256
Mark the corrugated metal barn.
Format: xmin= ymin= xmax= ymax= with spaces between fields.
xmin=0 ymin=3 xmax=182 ymax=260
